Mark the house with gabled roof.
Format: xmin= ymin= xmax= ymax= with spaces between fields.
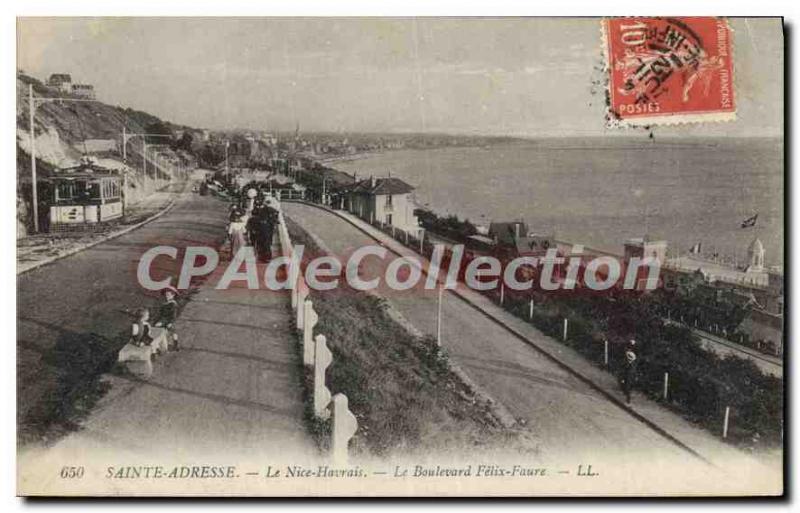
xmin=345 ymin=176 xmax=420 ymax=234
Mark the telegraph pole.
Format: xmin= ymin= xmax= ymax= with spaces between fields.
xmin=29 ymin=84 xmax=38 ymax=233
xmin=225 ymin=140 xmax=230 ymax=184
xmin=25 ymin=86 xmax=99 ymax=233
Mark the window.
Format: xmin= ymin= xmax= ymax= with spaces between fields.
xmin=385 ymin=195 xmax=393 ymax=208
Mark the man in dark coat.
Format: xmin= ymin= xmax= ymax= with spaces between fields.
xmin=621 ymin=339 xmax=638 ymax=404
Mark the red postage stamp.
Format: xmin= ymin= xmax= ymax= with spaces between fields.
xmin=604 ymin=17 xmax=736 ymax=126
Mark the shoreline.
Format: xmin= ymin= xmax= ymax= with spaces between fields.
xmin=320 ymin=139 xmax=783 ymax=268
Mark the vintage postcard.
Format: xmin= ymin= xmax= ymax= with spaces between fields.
xmin=16 ymin=17 xmax=784 ymax=497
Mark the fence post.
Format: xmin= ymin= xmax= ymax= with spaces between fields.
xmin=437 ymin=286 xmax=443 ymax=347
xmin=562 ymin=318 xmax=569 ymax=341
xmin=604 ymin=339 xmax=609 ymax=367
xmin=331 ymin=393 xmax=358 ymax=466
xmin=290 ymin=264 xmax=299 ymax=310
xmin=529 ymin=298 xmax=534 ymax=320
xmin=405 ymin=231 xmax=409 ymax=245
xmin=499 ymin=283 xmax=505 ymax=305
xmin=663 ymin=372 xmax=669 ymax=401
xmin=296 ymin=283 xmax=308 ymax=330
xmin=314 ymin=334 xmax=332 ymax=418
xmin=723 ymin=406 xmax=731 ymax=438
xmin=303 ymin=299 xmax=318 ymax=366
xmin=392 ymin=225 xmax=396 ymax=238
xmin=419 ymin=229 xmax=425 ymax=254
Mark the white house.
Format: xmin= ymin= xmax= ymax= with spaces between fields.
xmin=345 ymin=176 xmax=420 ymax=234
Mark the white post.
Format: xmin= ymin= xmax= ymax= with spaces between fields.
xmin=303 ymin=299 xmax=318 ymax=366
xmin=392 ymin=225 xmax=396 ymax=238
xmin=663 ymin=372 xmax=669 ymax=400
xmin=290 ymin=261 xmax=301 ymax=310
xmin=296 ymin=284 xmax=308 ymax=330
xmin=314 ymin=334 xmax=333 ymax=418
xmin=436 ymin=286 xmax=443 ymax=347
xmin=405 ymin=230 xmax=409 ymax=245
xmin=29 ymin=84 xmax=39 ymax=233
xmin=723 ymin=406 xmax=731 ymax=438
xmin=419 ymin=229 xmax=425 ymax=254
xmin=563 ymin=318 xmax=569 ymax=341
xmin=331 ymin=393 xmax=358 ymax=466
xmin=604 ymin=339 xmax=609 ymax=367
xmin=500 ymin=283 xmax=505 ymax=305
xmin=529 ymin=298 xmax=534 ymax=320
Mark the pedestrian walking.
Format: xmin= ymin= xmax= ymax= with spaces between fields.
xmin=246 ymin=205 xmax=272 ymax=262
xmin=228 ymin=211 xmax=248 ymax=259
xmin=621 ymin=339 xmax=638 ymax=404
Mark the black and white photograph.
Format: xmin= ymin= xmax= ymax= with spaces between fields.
xmin=13 ymin=15 xmax=784 ymax=497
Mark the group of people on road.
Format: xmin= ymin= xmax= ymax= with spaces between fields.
xmin=227 ymin=184 xmax=280 ymax=262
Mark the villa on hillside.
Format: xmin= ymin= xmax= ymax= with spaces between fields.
xmin=47 ymin=73 xmax=72 ymax=93
xmin=344 ymin=176 xmax=421 ymax=234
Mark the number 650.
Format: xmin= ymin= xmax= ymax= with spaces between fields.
xmin=59 ymin=466 xmax=85 ymax=479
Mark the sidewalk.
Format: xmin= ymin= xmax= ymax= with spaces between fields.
xmin=18 ymin=236 xmax=316 ymax=493
xmin=17 ymin=187 xmax=179 ymax=275
xmin=318 ymin=204 xmax=781 ymax=474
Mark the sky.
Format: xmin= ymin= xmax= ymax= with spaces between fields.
xmin=17 ymin=17 xmax=784 ymax=137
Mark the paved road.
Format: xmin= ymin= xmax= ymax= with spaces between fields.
xmin=18 ymin=188 xmax=312 ymax=461
xmin=282 ymin=202 xmax=746 ymax=486
xmin=18 ymin=185 xmax=220 ymax=430
xmin=19 ymin=188 xmax=317 ymax=495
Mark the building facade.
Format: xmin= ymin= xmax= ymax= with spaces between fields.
xmin=345 ymin=177 xmax=420 ymax=234
xmin=71 ymin=84 xmax=96 ymax=99
xmin=47 ymin=73 xmax=72 ymax=93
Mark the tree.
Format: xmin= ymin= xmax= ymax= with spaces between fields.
xmin=175 ymin=131 xmax=194 ymax=152
xmin=144 ymin=121 xmax=173 ymax=144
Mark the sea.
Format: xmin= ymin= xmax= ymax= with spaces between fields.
xmin=333 ymin=137 xmax=784 ymax=266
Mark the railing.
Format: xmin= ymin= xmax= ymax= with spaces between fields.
xmin=276 ymin=201 xmax=358 ymax=464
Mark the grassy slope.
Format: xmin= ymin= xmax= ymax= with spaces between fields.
xmin=286 ymin=217 xmax=538 ymax=458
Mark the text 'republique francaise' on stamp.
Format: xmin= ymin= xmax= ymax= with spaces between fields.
xmin=604 ymin=17 xmax=736 ymax=127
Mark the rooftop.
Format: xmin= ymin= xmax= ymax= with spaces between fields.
xmin=350 ymin=177 xmax=415 ymax=195
xmin=666 ymin=255 xmax=769 ymax=288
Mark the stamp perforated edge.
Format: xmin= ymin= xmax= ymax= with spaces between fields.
xmin=601 ymin=17 xmax=738 ymax=128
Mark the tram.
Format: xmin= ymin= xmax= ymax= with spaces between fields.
xmin=48 ymin=160 xmax=124 ymax=229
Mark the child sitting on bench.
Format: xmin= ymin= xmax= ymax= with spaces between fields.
xmin=130 ymin=308 xmax=154 ymax=347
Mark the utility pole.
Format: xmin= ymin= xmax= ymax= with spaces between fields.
xmin=143 ymin=141 xmax=149 ymax=193
xmin=26 ymin=85 xmax=100 ymax=233
xmin=29 ymin=84 xmax=38 ymax=233
xmin=225 ymin=140 xmax=230 ymax=184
